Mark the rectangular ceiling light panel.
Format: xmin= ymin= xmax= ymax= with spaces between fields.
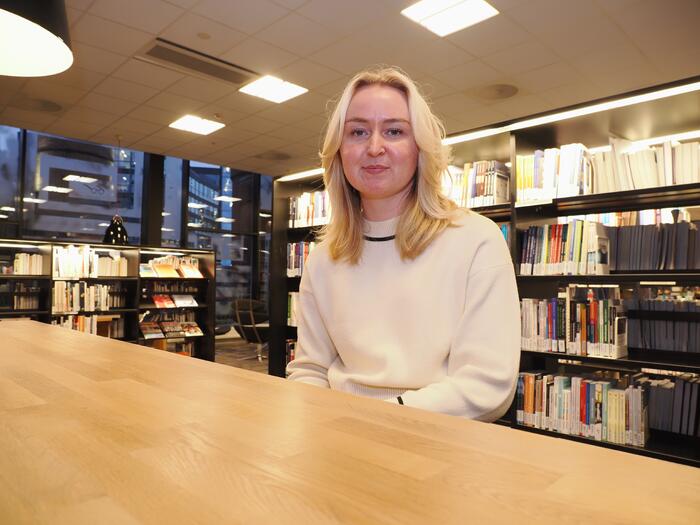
xmin=240 ymin=75 xmax=308 ymax=103
xmin=169 ymin=115 xmax=225 ymax=135
xmin=401 ymin=0 xmax=499 ymax=37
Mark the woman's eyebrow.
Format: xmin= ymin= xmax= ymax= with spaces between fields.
xmin=344 ymin=117 xmax=411 ymax=124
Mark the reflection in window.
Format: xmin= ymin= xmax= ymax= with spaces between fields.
xmin=162 ymin=156 xmax=183 ymax=247
xmin=0 ymin=126 xmax=21 ymax=238
xmin=22 ymin=132 xmax=143 ymax=243
xmin=258 ymin=174 xmax=272 ymax=306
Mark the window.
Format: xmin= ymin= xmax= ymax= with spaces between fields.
xmin=0 ymin=126 xmax=21 ymax=238
xmin=161 ymin=156 xmax=183 ymax=247
xmin=23 ymin=132 xmax=143 ymax=243
xmin=258 ymin=174 xmax=272 ymax=305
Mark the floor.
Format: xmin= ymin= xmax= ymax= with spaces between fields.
xmin=215 ymin=337 xmax=268 ymax=374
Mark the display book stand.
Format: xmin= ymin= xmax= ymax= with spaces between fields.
xmin=269 ymin=76 xmax=700 ymax=466
xmin=0 ymin=241 xmax=215 ymax=361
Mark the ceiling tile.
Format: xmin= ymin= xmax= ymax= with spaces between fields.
xmin=595 ymin=0 xmax=644 ymax=12
xmin=506 ymin=0 xmax=604 ymax=34
xmin=161 ymin=0 xmax=199 ymax=7
xmin=139 ymin=127 xmax=195 ymax=148
xmin=488 ymin=0 xmax=530 ymax=10
xmin=144 ymin=92 xmax=205 ymax=114
xmin=209 ymin=126 xmax=258 ymax=144
xmin=72 ymin=14 xmax=154 ymax=56
xmin=109 ymin=117 xmax=163 ymax=136
xmin=590 ymin=65 xmax=663 ymax=97
xmin=256 ymin=105 xmax=313 ymax=125
xmin=66 ymin=0 xmax=93 ymax=9
xmin=314 ymin=77 xmax=352 ymax=98
xmin=489 ymin=93 xmax=551 ymax=119
xmin=432 ymin=60 xmax=503 ymax=91
xmin=167 ymin=76 xmax=236 ymax=103
xmin=255 ymin=13 xmax=339 ymax=56
xmin=112 ymin=59 xmax=184 ymax=90
xmin=415 ymin=76 xmax=456 ymax=101
xmin=45 ymin=119 xmax=105 ymax=139
xmin=89 ymin=0 xmax=184 ymax=34
xmin=0 ymin=77 xmax=28 ymax=99
xmin=48 ymin=67 xmax=106 ymax=92
xmin=295 ymin=113 xmax=327 ymax=133
xmin=299 ymin=0 xmax=395 ymax=35
xmin=539 ymin=81 xmax=611 ymax=110
xmin=452 ymin=106 xmax=509 ymax=132
xmin=127 ymin=105 xmax=179 ymax=126
xmin=90 ymin=130 xmax=146 ymax=148
xmin=80 ymin=92 xmax=140 ymax=116
xmin=66 ymin=7 xmax=84 ymax=26
xmin=72 ymin=42 xmax=128 ymax=75
xmin=271 ymin=0 xmax=309 ymax=8
xmin=264 ymin=125 xmax=319 ymax=143
xmin=447 ymin=14 xmax=532 ymax=58
xmin=273 ymin=58 xmax=344 ymax=89
xmin=94 ymin=77 xmax=159 ymax=104
xmin=23 ymin=80 xmax=88 ymax=106
xmin=62 ymin=106 xmax=120 ymax=127
xmin=159 ymin=13 xmax=247 ymax=58
xmin=220 ymin=38 xmax=299 ymax=74
xmin=233 ymin=115 xmax=283 ymax=134
xmin=430 ymin=93 xmax=484 ymax=120
xmin=193 ymin=0 xmax=289 ymax=34
xmin=533 ymin=15 xmax=629 ymax=60
xmin=309 ymin=37 xmax=383 ymax=75
xmin=482 ymin=41 xmax=560 ymax=75
xmin=378 ymin=39 xmax=473 ymax=77
xmin=284 ymin=89 xmax=337 ymax=115
xmin=571 ymin=41 xmax=649 ymax=77
xmin=195 ymin=104 xmax=248 ymax=125
xmin=513 ymin=61 xmax=586 ymax=94
xmin=0 ymin=107 xmax=58 ymax=129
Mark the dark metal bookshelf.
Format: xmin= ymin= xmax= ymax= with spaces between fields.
xmin=521 ymin=349 xmax=700 ymax=374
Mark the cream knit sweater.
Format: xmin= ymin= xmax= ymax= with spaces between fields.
xmin=286 ymin=210 xmax=521 ymax=422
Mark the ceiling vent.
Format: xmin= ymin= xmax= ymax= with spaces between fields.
xmin=135 ymin=38 xmax=258 ymax=86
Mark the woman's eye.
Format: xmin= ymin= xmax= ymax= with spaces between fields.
xmin=386 ymin=128 xmax=403 ymax=137
xmin=350 ymin=128 xmax=368 ymax=137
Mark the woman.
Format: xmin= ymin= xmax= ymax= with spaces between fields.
xmin=286 ymin=67 xmax=520 ymax=422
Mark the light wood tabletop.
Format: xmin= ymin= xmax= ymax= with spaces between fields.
xmin=0 ymin=321 xmax=698 ymax=524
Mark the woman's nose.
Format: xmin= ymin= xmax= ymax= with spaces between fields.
xmin=367 ymin=133 xmax=385 ymax=156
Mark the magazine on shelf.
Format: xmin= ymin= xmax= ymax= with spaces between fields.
xmin=152 ymin=263 xmax=180 ymax=278
xmin=178 ymin=264 xmax=203 ymax=278
xmin=139 ymin=321 xmax=164 ymax=339
xmin=152 ymin=294 xmax=176 ymax=308
xmin=172 ymin=294 xmax=198 ymax=307
xmin=139 ymin=263 xmax=157 ymax=277
xmin=160 ymin=321 xmax=186 ymax=338
xmin=181 ymin=321 xmax=203 ymax=337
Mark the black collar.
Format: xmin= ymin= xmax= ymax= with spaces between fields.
xmin=363 ymin=235 xmax=395 ymax=242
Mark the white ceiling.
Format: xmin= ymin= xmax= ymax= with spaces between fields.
xmin=1 ymin=0 xmax=699 ymax=176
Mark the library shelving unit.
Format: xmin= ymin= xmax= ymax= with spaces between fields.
xmin=270 ymin=76 xmax=700 ymax=466
xmin=0 ymin=239 xmax=215 ymax=361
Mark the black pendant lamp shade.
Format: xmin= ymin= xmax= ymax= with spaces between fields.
xmin=0 ymin=0 xmax=73 ymax=77
xmin=103 ymin=215 xmax=129 ymax=246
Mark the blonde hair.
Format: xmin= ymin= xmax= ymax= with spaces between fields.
xmin=319 ymin=66 xmax=458 ymax=264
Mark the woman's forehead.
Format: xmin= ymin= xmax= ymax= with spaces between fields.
xmin=346 ymin=84 xmax=410 ymax=121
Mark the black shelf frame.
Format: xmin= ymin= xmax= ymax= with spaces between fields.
xmin=0 ymin=310 xmax=49 ymax=316
xmin=521 ymin=349 xmax=700 ymax=374
xmin=51 ymin=308 xmax=138 ymax=316
xmin=516 ymin=272 xmax=700 ymax=283
xmin=0 ymin=275 xmax=52 ymax=280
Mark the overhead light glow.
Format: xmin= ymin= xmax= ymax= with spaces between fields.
xmin=0 ymin=6 xmax=73 ymax=77
xmin=239 ymin=75 xmax=308 ymax=103
xmin=42 ymin=185 xmax=72 ymax=194
xmin=63 ymin=174 xmax=97 ymax=183
xmin=0 ymin=214 xmax=7 ymax=219
xmin=0 ymin=206 xmax=15 ymax=212
xmin=277 ymin=167 xmax=324 ymax=182
xmin=98 ymin=222 xmax=110 ymax=227
xmin=161 ymin=212 xmax=171 ymax=216
xmin=222 ymin=233 xmax=237 ymax=238
xmin=401 ymin=0 xmax=499 ymax=37
xmin=259 ymin=212 xmax=271 ymax=217
xmin=161 ymin=227 xmax=174 ymax=232
xmin=187 ymin=222 xmax=203 ymax=228
xmin=169 ymin=114 xmax=225 ymax=135
xmin=187 ymin=202 xmax=208 ymax=209
xmin=141 ymin=250 xmax=185 ymax=256
xmin=215 ymin=217 xmax=235 ymax=223
xmin=214 ymin=196 xmax=242 ymax=203
xmin=24 ymin=197 xmax=47 ymax=204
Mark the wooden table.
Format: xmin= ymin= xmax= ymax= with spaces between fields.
xmin=0 ymin=321 xmax=698 ymax=524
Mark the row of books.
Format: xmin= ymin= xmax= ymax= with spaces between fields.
xmin=515 ymin=140 xmax=700 ymax=204
xmin=285 ymin=339 xmax=296 ymax=368
xmin=518 ymin=220 xmax=609 ymax=275
xmin=623 ymin=288 xmax=700 ymax=353
xmin=516 ymin=371 xmax=649 ymax=446
xmin=143 ymin=281 xmax=200 ymax=294
xmin=612 ymin=221 xmax=700 ymax=272
xmin=642 ymin=374 xmax=700 ymax=436
xmin=53 ymin=245 xmax=129 ymax=278
xmin=139 ymin=321 xmax=203 ymax=339
xmin=52 ymin=281 xmax=126 ymax=314
xmin=139 ymin=260 xmax=203 ymax=278
xmin=289 ymin=190 xmax=331 ymax=228
xmin=9 ymin=253 xmax=44 ymax=275
xmin=288 ymin=292 xmax=298 ymax=326
xmin=1 ymin=282 xmax=42 ymax=310
xmin=521 ymin=285 xmax=627 ymax=358
xmin=52 ymin=314 xmax=125 ymax=338
xmin=442 ymin=161 xmax=510 ymax=208
xmin=150 ymin=294 xmax=198 ymax=308
xmin=286 ymin=242 xmax=316 ymax=277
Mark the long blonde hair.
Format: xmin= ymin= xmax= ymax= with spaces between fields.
xmin=319 ymin=66 xmax=457 ymax=264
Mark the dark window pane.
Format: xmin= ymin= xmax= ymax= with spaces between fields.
xmin=161 ymin=156 xmax=183 ymax=246
xmin=0 ymin=125 xmax=21 ymax=237
xmin=23 ymin=132 xmax=143 ymax=243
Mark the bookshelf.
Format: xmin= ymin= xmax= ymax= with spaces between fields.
xmin=270 ymin=76 xmax=700 ymax=466
xmin=0 ymin=239 xmax=215 ymax=361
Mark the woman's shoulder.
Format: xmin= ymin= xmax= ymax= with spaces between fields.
xmin=447 ymin=208 xmax=504 ymax=240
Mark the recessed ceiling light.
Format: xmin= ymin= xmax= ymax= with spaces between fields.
xmin=161 ymin=227 xmax=174 ymax=232
xmin=215 ymin=217 xmax=235 ymax=223
xmin=401 ymin=0 xmax=499 ymax=37
xmin=258 ymin=231 xmax=267 ymax=235
xmin=187 ymin=222 xmax=203 ymax=228
xmin=0 ymin=214 xmax=7 ymax=219
xmin=98 ymin=223 xmax=110 ymax=227
xmin=63 ymin=174 xmax=97 ymax=183
xmin=161 ymin=212 xmax=171 ymax=216
xmin=222 ymin=234 xmax=237 ymax=238
xmin=169 ymin=114 xmax=225 ymax=135
xmin=239 ymin=75 xmax=308 ymax=103
xmin=214 ymin=196 xmax=242 ymax=203
xmin=277 ymin=167 xmax=324 ymax=182
xmin=259 ymin=212 xmax=271 ymax=217
xmin=24 ymin=197 xmax=46 ymax=204
xmin=187 ymin=202 xmax=208 ymax=209
xmin=0 ymin=206 xmax=15 ymax=212
xmin=42 ymin=185 xmax=72 ymax=193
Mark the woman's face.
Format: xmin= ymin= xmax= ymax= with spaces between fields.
xmin=340 ymin=84 xmax=419 ymax=210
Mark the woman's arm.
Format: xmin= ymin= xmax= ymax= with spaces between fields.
xmin=393 ymin=238 xmax=521 ymax=422
xmin=286 ymin=256 xmax=338 ymax=387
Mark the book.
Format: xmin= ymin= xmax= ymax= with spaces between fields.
xmin=139 ymin=321 xmax=164 ymax=339
xmin=139 ymin=263 xmax=157 ymax=277
xmin=178 ymin=264 xmax=203 ymax=278
xmin=172 ymin=294 xmax=198 ymax=307
xmin=152 ymin=294 xmax=176 ymax=308
xmin=181 ymin=321 xmax=203 ymax=337
xmin=152 ymin=263 xmax=180 ymax=278
xmin=160 ymin=321 xmax=185 ymax=338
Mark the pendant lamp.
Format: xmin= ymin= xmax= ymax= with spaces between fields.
xmin=103 ymin=215 xmax=129 ymax=246
xmin=0 ymin=0 xmax=73 ymax=77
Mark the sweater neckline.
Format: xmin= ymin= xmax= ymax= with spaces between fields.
xmin=363 ymin=216 xmax=399 ymax=239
